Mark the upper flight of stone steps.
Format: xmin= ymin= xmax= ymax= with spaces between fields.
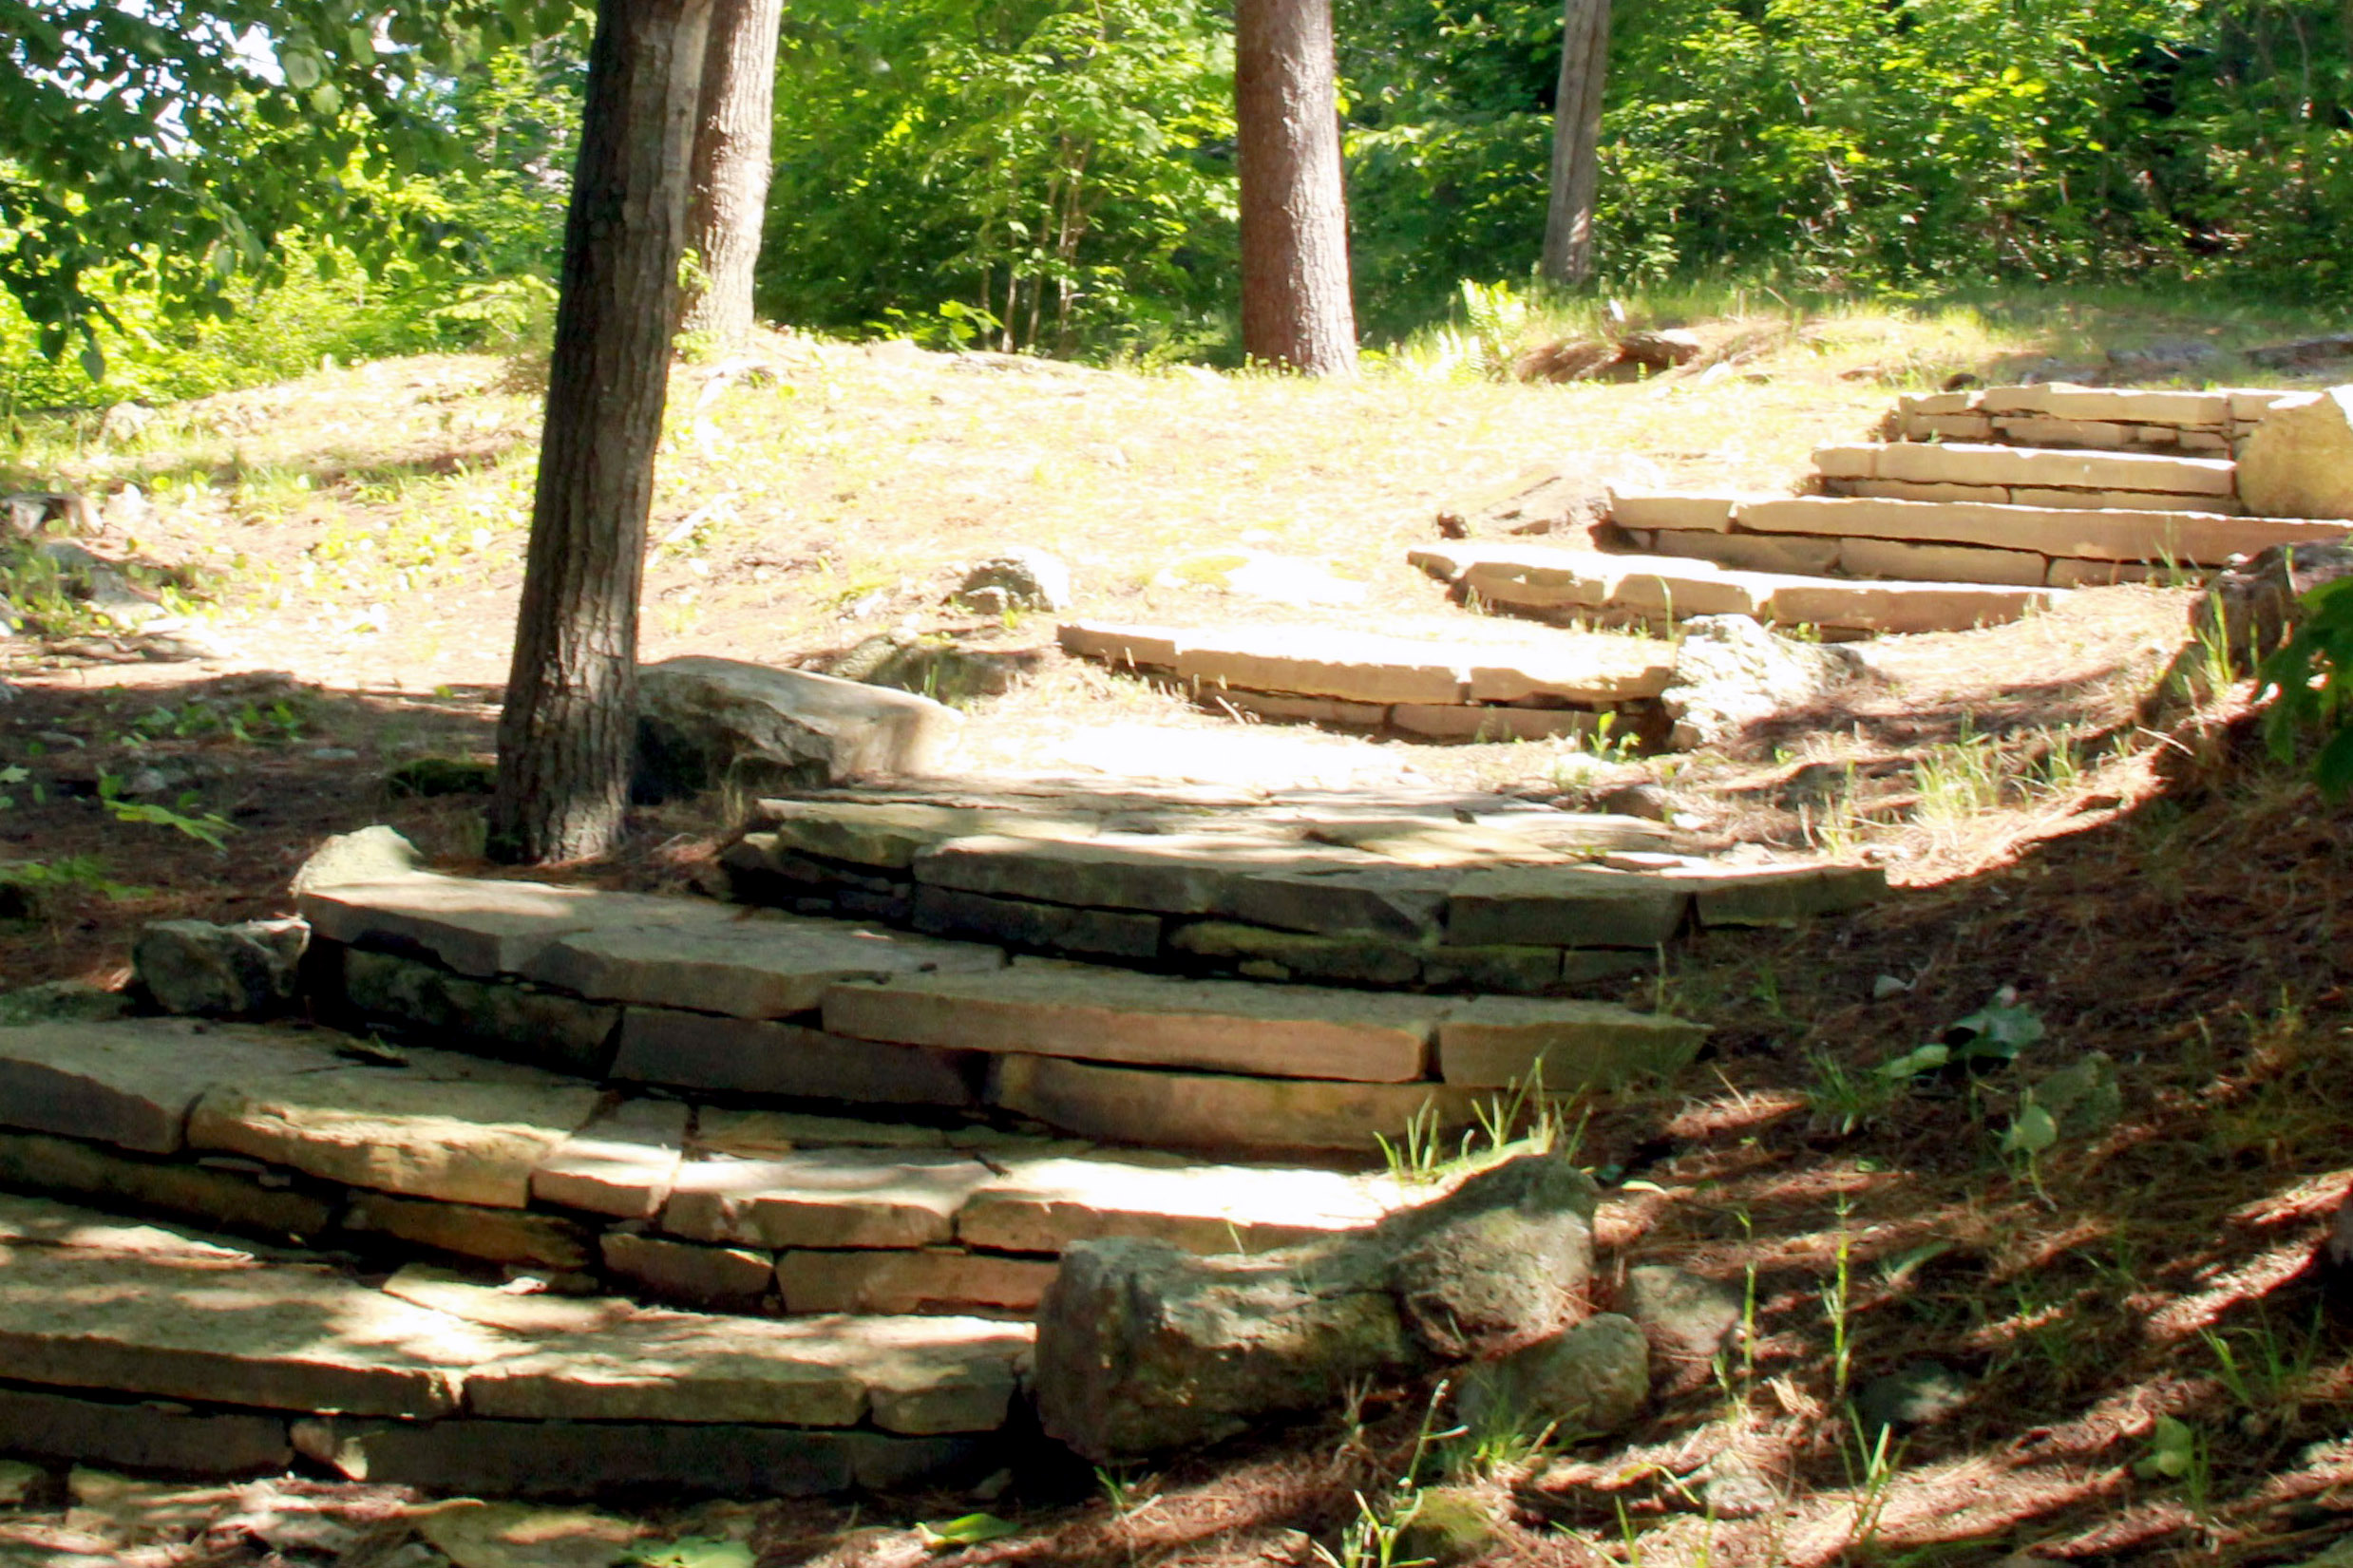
xmin=1603 ymin=382 xmax=2349 ymax=597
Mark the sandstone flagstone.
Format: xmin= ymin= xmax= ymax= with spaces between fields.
xmin=985 ymin=1053 xmax=1490 ymax=1153
xmin=660 ymin=1148 xmax=997 ymax=1249
xmin=520 ymin=912 xmax=1004 ymax=1020
xmin=1873 ymin=441 xmax=2235 ymax=495
xmin=187 ymin=1047 xmax=601 ymax=1210
xmin=1737 ymin=496 xmax=2348 ymax=564
xmin=1435 ymin=997 xmax=1709 ymax=1088
xmin=529 ymin=1098 xmax=690 ymax=1219
xmin=956 ymin=1151 xmax=1404 ymax=1255
xmin=1446 ymin=867 xmax=1691 ymax=948
xmin=823 ymin=963 xmax=1442 ymax=1083
xmin=911 ymin=831 xmax=1370 ymax=915
xmin=0 ymin=1387 xmax=293 ymax=1477
xmin=749 ymin=800 xmax=1098 ymax=870
xmin=299 ymin=874 xmax=739 ymax=979
xmin=772 ymin=1248 xmax=1060 ymax=1315
xmin=601 ymin=1231 xmax=776 ymax=1309
xmin=0 ymin=1128 xmax=336 ymax=1239
xmin=0 ymin=1241 xmax=511 ymax=1417
xmin=608 ymin=1008 xmax=982 ymax=1105
xmin=0 ymin=1018 xmax=344 ymax=1155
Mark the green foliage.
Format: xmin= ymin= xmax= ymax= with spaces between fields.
xmin=762 ymin=0 xmax=1238 ymax=359
xmin=0 ymin=1 xmax=588 ymax=370
xmin=2261 ymin=576 xmax=2353 ymax=795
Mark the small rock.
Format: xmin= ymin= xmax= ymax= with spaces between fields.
xmin=2189 ymin=539 xmax=2353 ymax=674
xmin=1456 ymin=1313 xmax=1650 ymax=1441
xmin=99 ymin=403 xmax=156 ymax=444
xmin=114 ymin=765 xmax=173 ymax=798
xmin=1434 ymin=467 xmax=1608 ymax=539
xmin=133 ymin=917 xmax=309 ymax=1018
xmin=1660 ymin=614 xmax=1864 ymax=749
xmin=1619 ymin=1265 xmax=1742 ymax=1364
xmin=0 ymin=980 xmax=135 ymax=1026
xmin=1854 ymin=1359 xmax=1969 ymax=1441
xmin=1599 ymin=783 xmax=1673 ymax=822
xmin=310 ymin=746 xmax=360 ymax=762
xmin=1871 ymin=974 xmax=1910 ymax=1000
xmin=955 ymin=548 xmax=1072 ymax=614
xmin=0 ymin=1457 xmax=44 ymax=1506
xmin=1393 ymin=1487 xmax=1503 ymax=1567
xmin=1699 ymin=1468 xmax=1778 ymax=1520
xmin=291 ymin=824 xmax=424 ymax=894
xmin=103 ymin=483 xmax=149 ymax=528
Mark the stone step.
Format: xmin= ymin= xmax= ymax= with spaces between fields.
xmin=0 ymin=1015 xmax=1455 ymax=1306
xmin=1736 ymin=496 xmax=2350 ymax=571
xmin=1893 ymin=385 xmax=2300 ymax=452
xmin=1055 ymin=620 xmax=1677 ymax=740
xmin=1813 ymin=441 xmax=2237 ymax=503
xmin=0 ymin=1190 xmax=1026 ymax=1493
xmin=1410 ymin=542 xmax=2062 ymax=634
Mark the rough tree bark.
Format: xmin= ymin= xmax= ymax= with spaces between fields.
xmin=677 ymin=0 xmax=781 ymax=348
xmin=1236 ymin=0 xmax=1357 ymax=376
xmin=1540 ymin=0 xmax=1610 ymax=288
xmin=490 ymin=0 xmax=713 ymax=865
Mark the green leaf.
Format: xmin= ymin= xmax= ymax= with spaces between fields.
xmin=282 ymin=49 xmax=326 ymax=90
xmin=1947 ymin=999 xmax=2043 ymax=1062
xmin=2002 ymin=1101 xmax=2057 ymax=1158
xmin=78 ymin=341 xmax=104 ymax=382
xmin=915 ymin=1513 xmax=1019 ymax=1549
xmin=1876 ymin=1043 xmax=1948 ymax=1079
xmin=2133 ymin=1415 xmax=2196 ymax=1481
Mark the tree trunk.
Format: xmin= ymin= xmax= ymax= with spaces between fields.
xmin=1236 ymin=0 xmax=1357 ymax=376
xmin=678 ymin=0 xmax=781 ymax=348
xmin=1540 ymin=0 xmax=1610 ymax=288
xmin=490 ymin=0 xmax=712 ymax=866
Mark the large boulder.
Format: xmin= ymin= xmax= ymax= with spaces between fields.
xmin=1660 ymin=614 xmax=1865 ymax=750
xmin=1033 ymin=1152 xmax=1599 ymax=1461
xmin=635 ymin=656 xmax=962 ymax=802
xmin=1455 ymin=1312 xmax=1650 ymax=1440
xmin=2238 ymin=387 xmax=2353 ymax=520
xmin=133 ymin=917 xmax=309 ymax=1018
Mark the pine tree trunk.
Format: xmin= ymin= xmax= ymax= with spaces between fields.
xmin=678 ymin=0 xmax=780 ymax=348
xmin=490 ymin=0 xmax=712 ymax=866
xmin=1540 ymin=0 xmax=1610 ymax=288
xmin=1236 ymin=0 xmax=1357 ymax=376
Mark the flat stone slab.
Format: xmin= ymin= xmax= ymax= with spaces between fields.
xmin=187 ymin=1046 xmax=601 ymax=1209
xmin=1058 ymin=620 xmax=1678 ymax=706
xmin=823 ymin=964 xmax=1444 ymax=1083
xmin=299 ymin=874 xmax=739 ymax=978
xmin=1831 ymin=440 xmax=2236 ymax=495
xmin=911 ymin=832 xmax=1376 ymax=915
xmin=520 ymin=913 xmax=1004 ymax=1020
xmin=1447 ymin=867 xmax=1691 ymax=948
xmin=0 ymin=1019 xmax=343 ymax=1155
xmin=773 ymin=1249 xmax=1061 ymax=1315
xmin=958 ymin=1152 xmax=1405 ymax=1254
xmin=985 ymin=1053 xmax=1490 ymax=1154
xmin=0 ymin=1241 xmax=506 ymax=1418
xmin=1435 ymin=997 xmax=1710 ymax=1087
xmin=662 ymin=1148 xmax=998 ymax=1249
xmin=530 ymin=1098 xmax=691 ymax=1218
xmin=609 ymin=1009 xmax=982 ymax=1105
xmin=751 ymin=800 xmax=1100 ymax=870
xmin=1737 ymin=496 xmax=2349 ymax=565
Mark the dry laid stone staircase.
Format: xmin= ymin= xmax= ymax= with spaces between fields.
xmin=0 ymin=795 xmax=1880 ymax=1497
xmin=1057 ymin=384 xmax=2353 ymax=740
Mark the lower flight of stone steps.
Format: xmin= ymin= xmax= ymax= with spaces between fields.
xmin=290 ymin=869 xmax=1750 ymax=1154
xmin=1411 ymin=541 xmax=2062 ymax=634
xmin=1055 ymin=620 xmax=1679 ymax=743
xmin=0 ymin=1015 xmax=1456 ymax=1317
xmin=0 ymin=1188 xmax=1024 ymax=1495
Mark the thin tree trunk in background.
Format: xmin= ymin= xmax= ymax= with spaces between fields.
xmin=1541 ymin=0 xmax=1610 ymax=287
xmin=678 ymin=0 xmax=780 ymax=347
xmin=1236 ymin=0 xmax=1357 ymax=375
xmin=491 ymin=0 xmax=712 ymax=865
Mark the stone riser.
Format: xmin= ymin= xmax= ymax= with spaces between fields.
xmin=1895 ymin=411 xmax=2239 ymax=454
xmin=1148 ymin=670 xmax=1659 ymax=746
xmin=1812 ymin=442 xmax=2239 ymax=508
xmin=1896 ymin=385 xmax=2300 ymax=451
xmin=1816 ymin=474 xmax=2243 ymax=515
xmin=0 ymin=1379 xmax=988 ymax=1497
xmin=1615 ymin=524 xmax=2171 ymax=590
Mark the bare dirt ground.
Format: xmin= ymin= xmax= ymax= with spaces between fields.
xmin=2 ymin=314 xmax=2350 ymax=1566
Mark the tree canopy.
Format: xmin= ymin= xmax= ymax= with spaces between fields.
xmin=0 ymin=0 xmax=579 ymax=375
